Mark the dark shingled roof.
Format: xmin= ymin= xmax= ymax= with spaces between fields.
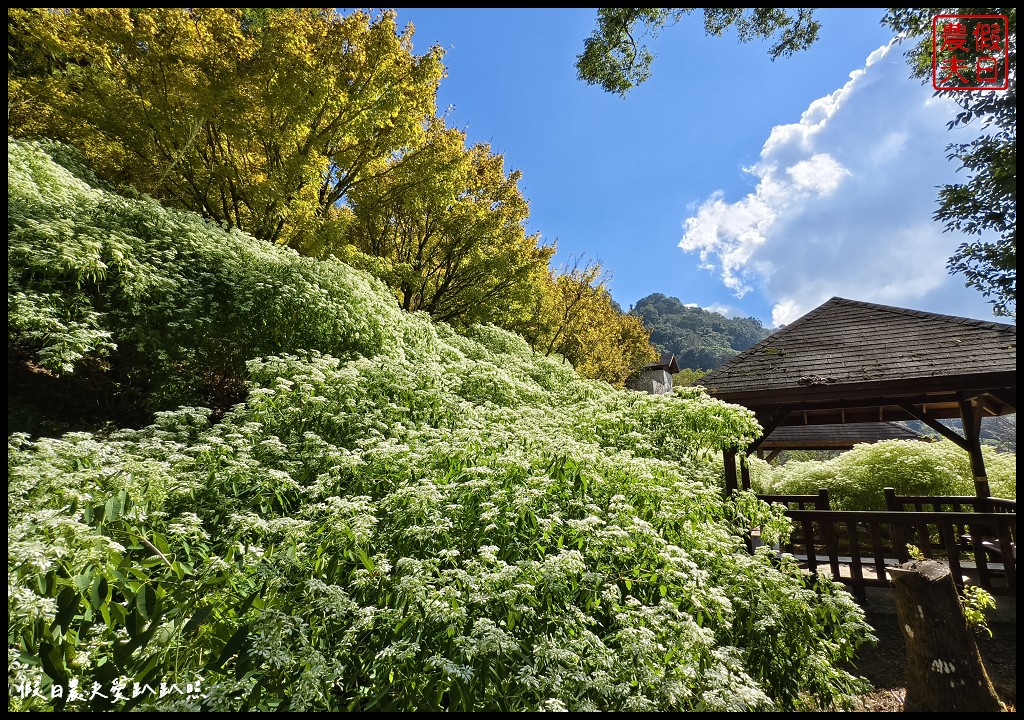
xmin=759 ymin=421 xmax=925 ymax=450
xmin=701 ymin=297 xmax=1016 ymax=422
xmin=703 ymin=297 xmax=1015 ymax=393
xmin=643 ymin=353 xmax=679 ymax=374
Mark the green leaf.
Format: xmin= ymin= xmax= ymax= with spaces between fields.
xmin=234 ymin=646 xmax=256 ymax=680
xmin=182 ymin=605 xmax=214 ymax=636
xmin=208 ymin=624 xmax=250 ymax=671
xmin=136 ymin=584 xmax=157 ymax=621
xmin=150 ymin=532 xmax=171 ymax=556
xmin=125 ymin=607 xmax=142 ymax=640
xmin=105 ymin=601 xmax=127 ymax=628
xmin=236 ymin=582 xmax=265 ymax=615
xmin=356 ymin=548 xmax=375 ymax=572
xmin=89 ymin=575 xmax=108 ymax=610
xmin=105 ymin=495 xmax=121 ymax=522
xmin=114 ymin=608 xmax=164 ymax=667
xmin=74 ymin=567 xmax=94 ymax=592
xmin=39 ymin=642 xmax=68 ymax=684
xmin=38 ymin=570 xmax=57 ymax=596
xmin=52 ymin=586 xmax=79 ymax=633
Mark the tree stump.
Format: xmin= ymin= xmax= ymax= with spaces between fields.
xmin=888 ymin=559 xmax=1003 ymax=712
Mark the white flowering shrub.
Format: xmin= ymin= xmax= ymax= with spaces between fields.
xmin=9 ymin=138 xmax=405 ymax=411
xmin=750 ymin=439 xmax=1016 ymax=510
xmin=9 ymin=139 xmax=875 ymax=712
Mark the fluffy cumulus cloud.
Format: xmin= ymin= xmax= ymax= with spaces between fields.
xmin=679 ymin=41 xmax=1001 ymax=326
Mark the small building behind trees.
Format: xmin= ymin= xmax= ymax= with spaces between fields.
xmin=625 ymin=353 xmax=680 ymax=395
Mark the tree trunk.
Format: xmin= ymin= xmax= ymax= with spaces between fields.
xmin=888 ymin=559 xmax=1003 ymax=712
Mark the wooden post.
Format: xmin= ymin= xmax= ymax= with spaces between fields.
xmin=723 ymin=448 xmax=738 ymax=496
xmin=883 ymin=486 xmax=899 ymax=511
xmin=887 ymin=559 xmax=1003 ymax=712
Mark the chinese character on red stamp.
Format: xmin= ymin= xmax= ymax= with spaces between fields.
xmin=932 ymin=14 xmax=1010 ymax=90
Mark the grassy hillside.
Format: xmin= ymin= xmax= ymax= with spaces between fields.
xmin=8 ymin=138 xmax=874 ymax=711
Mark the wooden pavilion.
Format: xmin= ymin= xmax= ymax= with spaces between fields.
xmin=699 ymin=297 xmax=1016 ymax=496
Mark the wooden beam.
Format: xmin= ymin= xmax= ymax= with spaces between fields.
xmin=774 ymin=407 xmax=955 ymax=424
xmin=897 ymin=403 xmax=970 ymax=451
xmin=764 ymin=449 xmax=781 ymax=463
xmin=746 ymin=407 xmax=790 ymax=455
xmin=711 ymin=371 xmax=1016 ymax=406
xmin=959 ymin=399 xmax=990 ymax=498
xmin=742 ymin=391 xmax=1014 ymax=424
xmin=985 ymin=388 xmax=1016 ymax=411
xmin=755 ymin=392 xmax=1006 ymax=413
xmin=759 ymin=441 xmax=871 ymax=450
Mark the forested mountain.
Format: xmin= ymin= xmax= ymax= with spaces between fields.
xmin=630 ymin=293 xmax=773 ymax=370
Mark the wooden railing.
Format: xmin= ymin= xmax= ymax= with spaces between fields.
xmin=755 ymin=489 xmax=1017 ymax=604
xmin=884 ymin=488 xmax=1017 ymax=514
xmin=755 ymin=489 xmax=836 ymax=556
xmin=757 ymin=488 xmax=831 ymax=511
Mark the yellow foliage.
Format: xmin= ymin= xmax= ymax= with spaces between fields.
xmin=343 ymin=121 xmax=554 ymax=331
xmin=8 ymin=8 xmax=444 ymax=248
xmin=533 ymin=260 xmax=658 ymax=386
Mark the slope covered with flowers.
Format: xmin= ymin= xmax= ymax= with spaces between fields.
xmin=749 ymin=439 xmax=1016 ymax=511
xmin=8 ymin=138 xmax=874 ymax=712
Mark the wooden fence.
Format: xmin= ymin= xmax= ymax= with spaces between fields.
xmin=755 ymin=488 xmax=1016 ymax=604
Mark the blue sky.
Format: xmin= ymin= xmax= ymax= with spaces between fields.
xmin=386 ymin=8 xmax=1002 ymax=328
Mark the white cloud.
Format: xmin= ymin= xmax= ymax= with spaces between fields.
xmin=771 ymin=299 xmax=803 ymax=327
xmin=678 ymin=40 xmax=1000 ymax=325
xmin=679 ymin=192 xmax=777 ymax=296
xmin=703 ymin=302 xmax=740 ymax=318
xmin=785 ymin=154 xmax=849 ymax=194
